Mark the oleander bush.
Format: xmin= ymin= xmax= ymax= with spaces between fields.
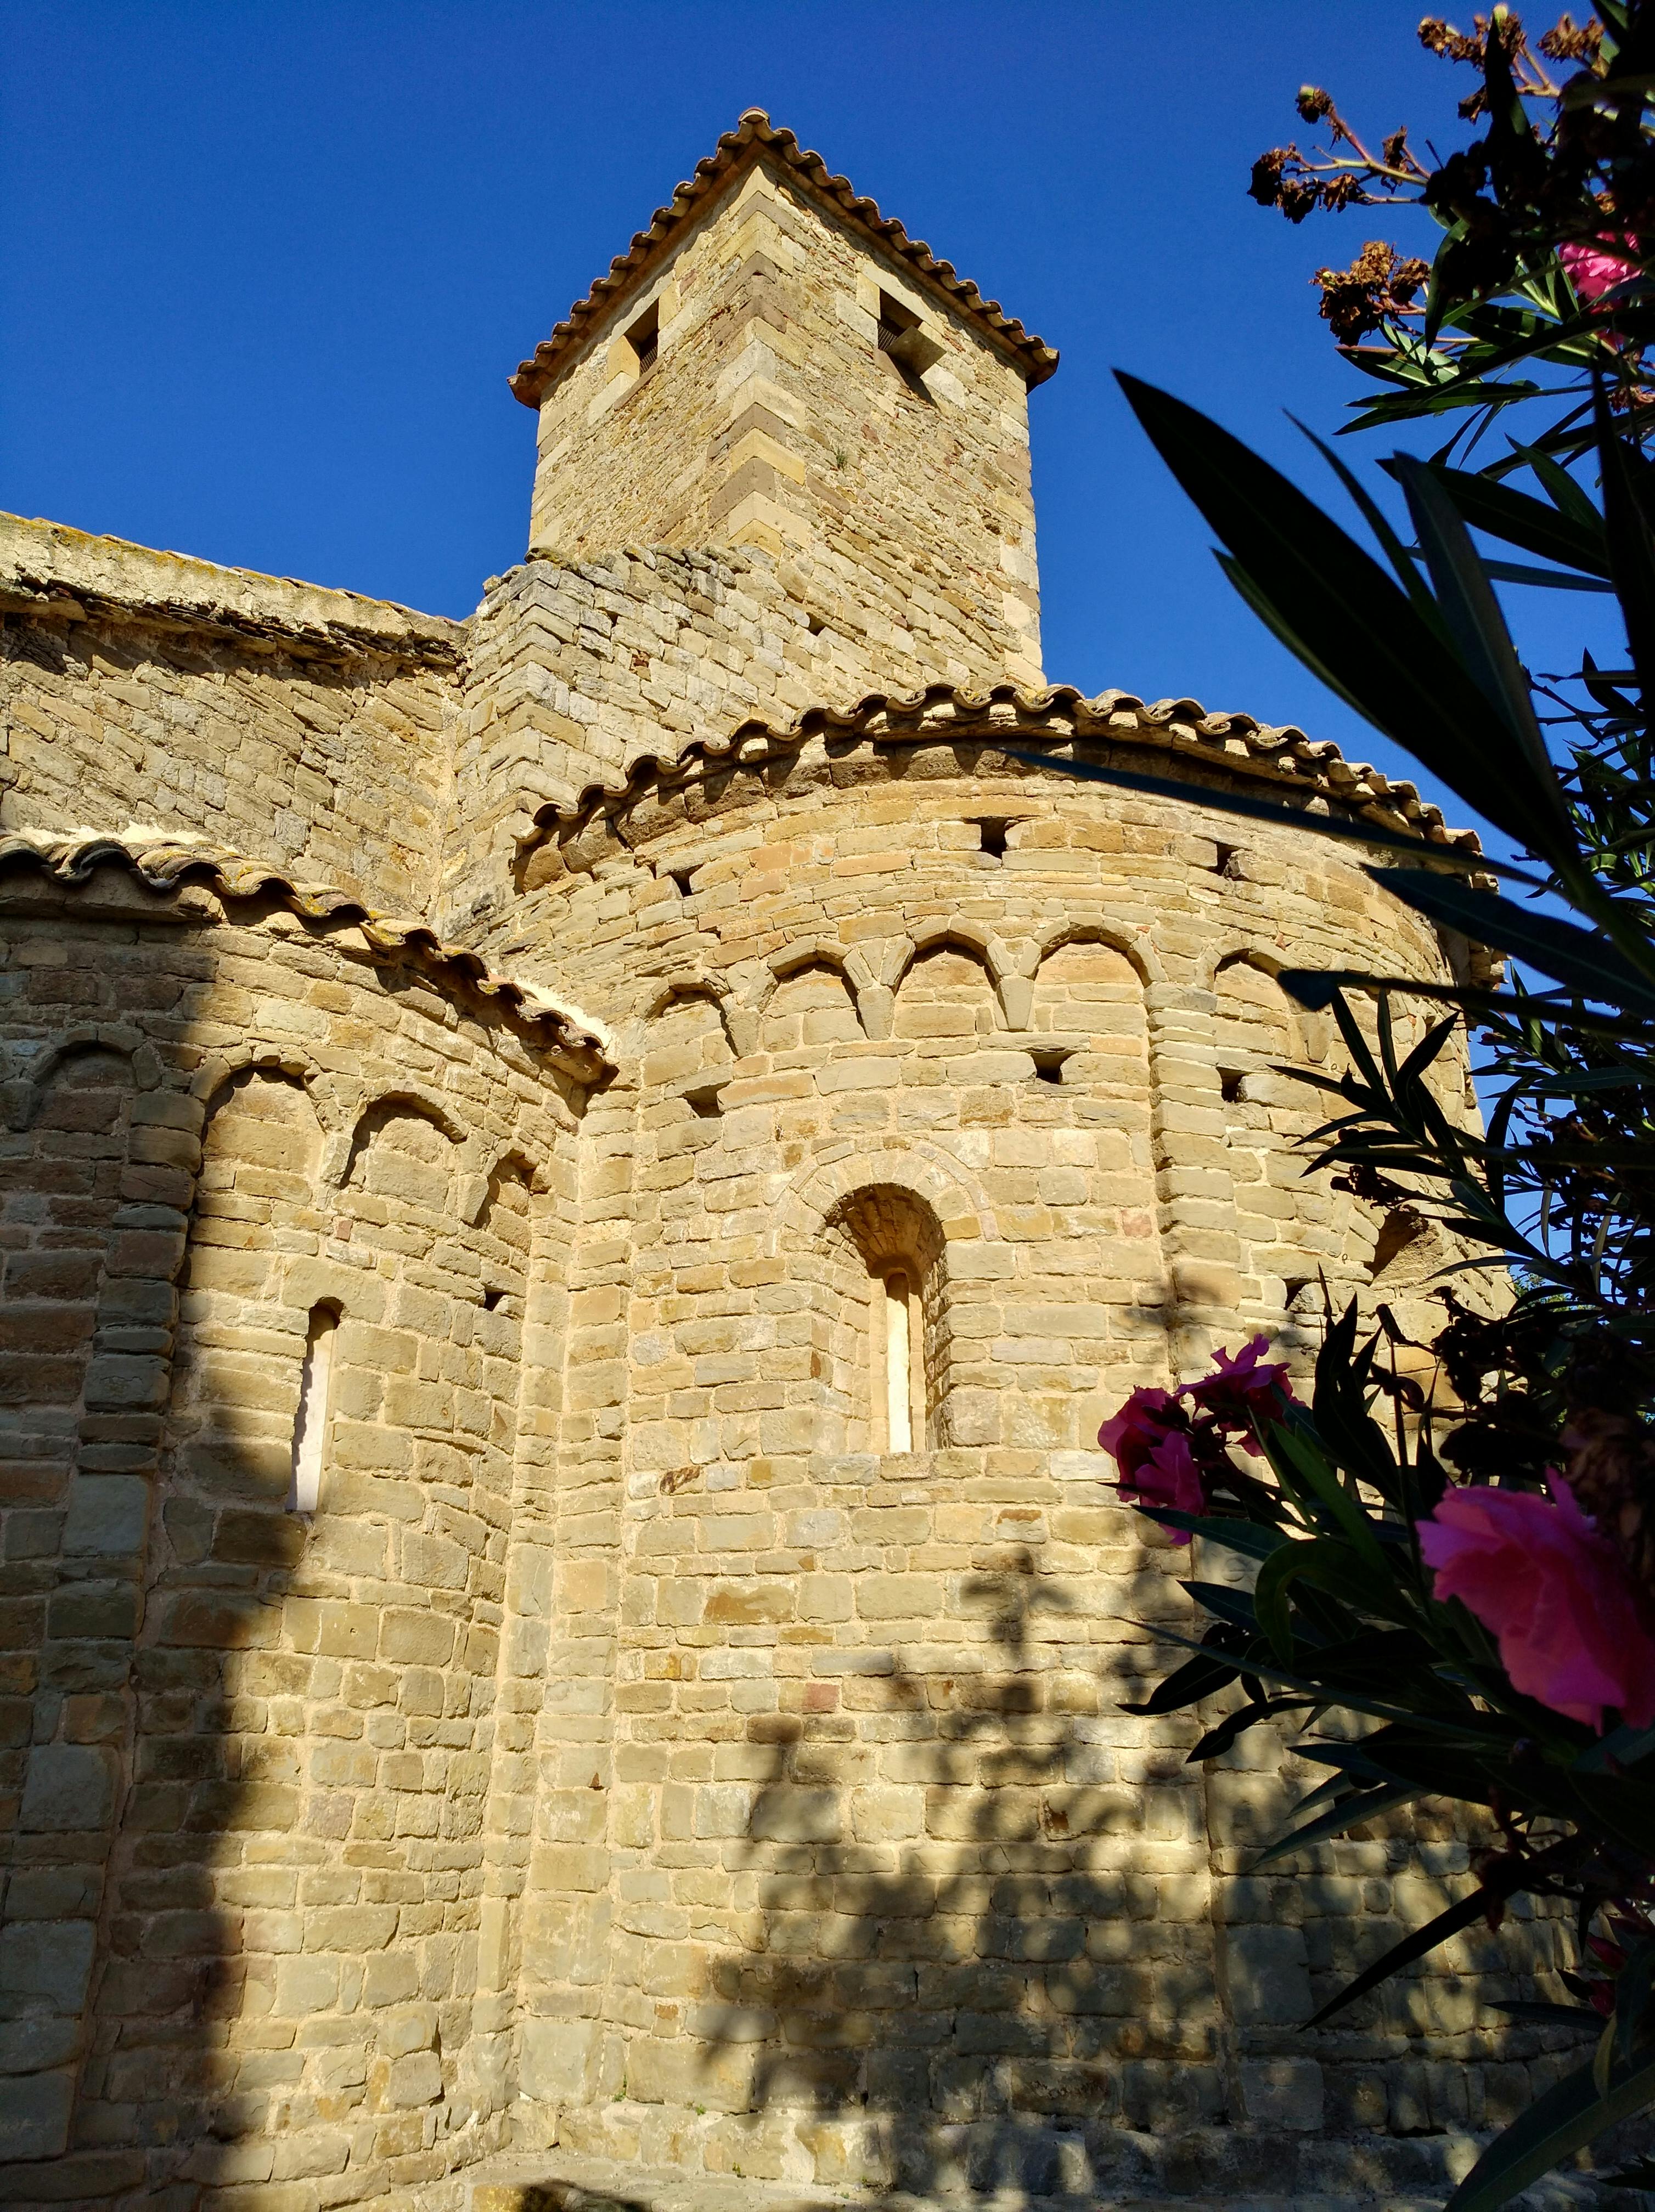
xmin=1092 ymin=8 xmax=1655 ymax=2203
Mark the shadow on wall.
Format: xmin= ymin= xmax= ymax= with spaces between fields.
xmin=1 ymin=1019 xmax=545 ymax=2203
xmin=693 ymin=1546 xmax=1578 ymax=2203
xmin=701 ymin=1554 xmax=1227 ymax=2200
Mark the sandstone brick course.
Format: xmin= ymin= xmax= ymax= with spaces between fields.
xmin=0 ymin=114 xmax=1553 ymax=2212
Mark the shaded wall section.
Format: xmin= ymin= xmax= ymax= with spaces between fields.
xmin=1 ymin=515 xmax=461 ymax=915
xmin=0 ymin=849 xmax=590 ymax=2208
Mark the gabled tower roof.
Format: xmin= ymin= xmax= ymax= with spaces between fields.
xmin=509 ymin=108 xmax=1059 ymax=407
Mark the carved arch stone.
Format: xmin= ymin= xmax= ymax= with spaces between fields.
xmin=770 ymin=1138 xmax=998 ymax=1260
xmin=3 ymin=1025 xmax=155 ymax=1131
xmin=332 ymin=1087 xmax=470 ymax=1194
xmin=641 ymin=975 xmax=753 ymax=1058
xmin=465 ymin=1145 xmax=549 ymax=1226
xmin=882 ymin=926 xmax=1023 ymax=1030
xmin=748 ymin=939 xmax=876 ymax=1033
xmin=1034 ymin=917 xmax=1162 ymax=989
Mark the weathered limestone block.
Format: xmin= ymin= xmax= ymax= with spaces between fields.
xmin=0 ymin=104 xmax=1519 ymax=2212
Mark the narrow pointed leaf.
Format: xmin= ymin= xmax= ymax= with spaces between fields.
xmin=1297 ymin=417 xmax=1444 ymax=621
xmin=1402 ymin=460 xmax=1609 ymax=574
xmin=1305 ymin=1885 xmax=1498 ymax=2026
xmin=1250 ymin=1782 xmax=1421 ymax=1868
xmin=1479 ymin=560 xmax=1614 ymax=591
xmin=1369 ymin=868 xmax=1655 ymax=1013
xmin=1597 ymin=393 xmax=1655 ymax=705
xmin=1508 ymin=438 xmax=1606 ymax=531
xmin=1394 ymin=456 xmax=1565 ymax=810
xmin=1114 ymin=374 xmax=1575 ymax=860
xmin=1445 ymin=2052 xmax=1655 ymax=2212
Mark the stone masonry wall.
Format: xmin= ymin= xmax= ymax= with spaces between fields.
xmin=0 ymin=856 xmax=590 ymax=2208
xmin=442 ymin=546 xmax=1044 ymax=937
xmin=449 ymin=735 xmax=1553 ymax=2197
xmin=522 ymin=157 xmax=1043 ymax=693
xmin=1 ymin=516 xmax=463 ymax=915
xmin=0 ymin=120 xmax=1562 ymax=2207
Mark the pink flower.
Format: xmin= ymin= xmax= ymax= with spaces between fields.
xmin=1097 ymin=1386 xmax=1180 ymax=1483
xmin=1184 ymin=1334 xmax=1294 ymax=1448
xmin=1561 ymin=239 xmax=1639 ymax=304
xmin=1099 ymin=1386 xmax=1206 ymax=1542
xmin=1419 ymin=1477 xmax=1655 ymax=1731
xmin=1119 ymin=1429 xmax=1208 ymax=1540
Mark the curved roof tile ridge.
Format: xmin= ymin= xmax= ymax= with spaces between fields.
xmin=0 ymin=831 xmax=611 ymax=1080
xmin=510 ymin=109 xmax=1059 ymax=408
xmin=513 ymin=679 xmax=1483 ymax=865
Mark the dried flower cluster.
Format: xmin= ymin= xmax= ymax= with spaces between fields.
xmin=1247 ymin=7 xmax=1655 ymax=434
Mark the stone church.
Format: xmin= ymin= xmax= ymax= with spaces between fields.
xmin=0 ymin=110 xmax=1533 ymax=2212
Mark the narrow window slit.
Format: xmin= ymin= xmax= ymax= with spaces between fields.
xmin=884 ymin=1271 xmax=917 ymax=1453
xmin=288 ymin=1304 xmax=339 ymax=1515
xmin=876 ymin=291 xmax=939 ymax=394
xmin=1219 ymin=1067 xmax=1246 ymax=1103
xmin=668 ymin=868 xmax=695 ymax=898
xmin=686 ymin=1084 xmax=724 ymax=1119
xmin=1211 ymin=842 xmax=1242 ymax=877
xmin=482 ymin=1288 xmax=508 ymax=1312
xmin=627 ymin=299 xmax=660 ymax=376
xmin=974 ymin=817 xmax=1012 ymax=860
xmin=1031 ymin=1048 xmax=1073 ymax=1085
xmin=877 ymin=291 xmax=920 ymax=355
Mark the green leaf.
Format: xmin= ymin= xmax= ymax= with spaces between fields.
xmin=1307 ymin=1885 xmax=1498 ymax=2027
xmin=1214 ymin=550 xmax=1381 ymax=729
xmin=1297 ymin=417 xmax=1444 ymax=622
xmin=1368 ymin=868 xmax=1655 ymax=1015
xmin=1113 ymin=373 xmax=1577 ymax=861
xmin=1612 ymin=1936 xmax=1655 ymax=2073
xmin=1479 ymin=560 xmax=1615 ymax=592
xmin=1250 ymin=1782 xmax=1421 ymax=1867
xmin=1266 ymin=1427 xmax=1393 ymax=1573
xmin=1127 ymin=1621 xmax=1516 ymax=1739
xmin=1568 ymin=1770 xmax=1655 ymax=1858
xmin=1180 ymin=1580 xmax=1260 ymax=1633
xmin=1508 ymin=438 xmax=1605 ymax=532
xmin=1403 ymin=460 xmax=1609 ymax=575
xmin=1445 ymin=2053 xmax=1655 ymax=2212
xmin=1119 ymin=1641 xmax=1244 ymax=1716
xmin=1488 ymin=2001 xmax=1602 ymax=2029
xmin=1189 ymin=1697 xmax=1297 ymax=1762
xmin=1597 ymin=392 xmax=1655 ymax=707
xmin=1140 ymin=1508 xmax=1290 ymax=1560
xmin=1393 ymin=457 xmax=1564 ymax=806
xmin=1562 ymin=68 xmax=1655 ymax=105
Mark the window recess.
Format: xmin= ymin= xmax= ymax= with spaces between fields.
xmin=876 ymin=290 xmax=943 ymax=382
xmin=626 ymin=298 xmax=660 ymax=376
xmin=288 ymin=1304 xmax=339 ymax=1514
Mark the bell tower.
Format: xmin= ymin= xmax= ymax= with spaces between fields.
xmin=510 ymin=110 xmax=1057 ymax=692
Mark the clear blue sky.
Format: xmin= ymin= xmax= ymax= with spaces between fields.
xmin=0 ymin=2 xmax=1591 ymax=840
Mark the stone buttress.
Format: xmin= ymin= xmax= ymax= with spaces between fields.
xmin=0 ymin=110 xmax=1558 ymax=2212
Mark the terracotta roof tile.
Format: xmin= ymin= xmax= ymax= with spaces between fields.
xmin=514 ymin=679 xmax=1485 ymax=864
xmin=510 ymin=110 xmax=1058 ymax=408
xmin=0 ymin=832 xmax=610 ymax=1081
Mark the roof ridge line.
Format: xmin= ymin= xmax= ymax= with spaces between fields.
xmin=511 ymin=680 xmax=1483 ymax=869
xmin=0 ymin=830 xmax=610 ymax=1078
xmin=509 ymin=109 xmax=1058 ymax=408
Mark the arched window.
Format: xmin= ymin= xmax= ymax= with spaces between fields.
xmin=881 ymin=1269 xmax=919 ymax=1452
xmin=287 ymin=1304 xmax=339 ymax=1514
xmin=825 ymin=1187 xmax=949 ymax=1452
